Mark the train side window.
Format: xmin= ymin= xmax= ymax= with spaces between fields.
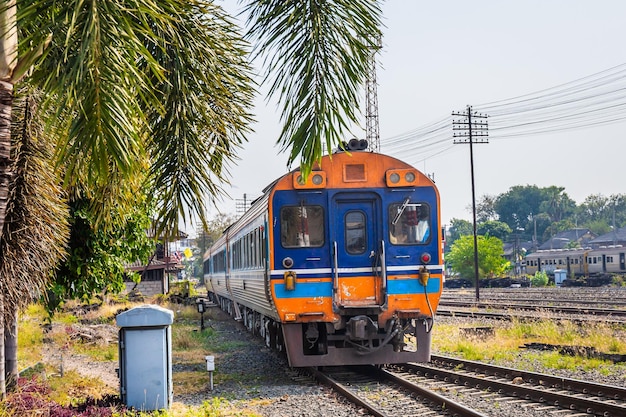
xmin=345 ymin=211 xmax=366 ymax=254
xmin=280 ymin=205 xmax=325 ymax=248
xmin=389 ymin=202 xmax=430 ymax=245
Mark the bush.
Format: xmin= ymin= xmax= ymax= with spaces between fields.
xmin=531 ymin=270 xmax=549 ymax=287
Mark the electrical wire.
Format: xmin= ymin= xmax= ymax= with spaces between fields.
xmin=381 ymin=63 xmax=626 ymax=162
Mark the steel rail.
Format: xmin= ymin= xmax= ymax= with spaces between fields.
xmin=308 ymin=367 xmax=388 ymax=417
xmin=430 ymin=355 xmax=626 ymax=401
xmin=439 ymin=300 xmax=626 ymax=316
xmin=373 ymin=367 xmax=488 ymax=417
xmin=310 ymin=366 xmax=488 ymax=417
xmin=401 ymin=362 xmax=626 ymax=417
xmin=435 ymin=308 xmax=626 ymax=324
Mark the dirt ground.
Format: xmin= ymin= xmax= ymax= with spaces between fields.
xmin=40 ymin=322 xmax=120 ymax=390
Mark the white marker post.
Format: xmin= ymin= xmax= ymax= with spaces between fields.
xmin=205 ymin=355 xmax=215 ymax=390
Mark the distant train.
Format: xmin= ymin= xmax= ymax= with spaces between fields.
xmin=203 ymin=140 xmax=443 ymax=367
xmin=525 ymin=245 xmax=626 ymax=277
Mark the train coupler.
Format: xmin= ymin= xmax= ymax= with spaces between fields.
xmin=346 ymin=315 xmax=378 ymax=341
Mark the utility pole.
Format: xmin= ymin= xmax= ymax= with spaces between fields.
xmin=452 ymin=105 xmax=488 ymax=301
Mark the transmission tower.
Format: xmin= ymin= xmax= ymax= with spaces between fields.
xmin=365 ymin=36 xmax=382 ymax=152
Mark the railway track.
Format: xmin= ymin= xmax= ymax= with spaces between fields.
xmin=441 ymin=296 xmax=626 ymax=308
xmin=442 ymin=287 xmax=626 ymax=305
xmin=435 ymin=307 xmax=626 ymax=324
xmin=309 ymin=365 xmax=486 ymax=417
xmin=310 ymin=357 xmax=626 ymax=417
xmin=438 ymin=300 xmax=626 ymax=317
xmin=423 ymin=355 xmax=626 ymax=416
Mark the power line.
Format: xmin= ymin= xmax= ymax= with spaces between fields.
xmin=382 ymin=63 xmax=626 ymax=161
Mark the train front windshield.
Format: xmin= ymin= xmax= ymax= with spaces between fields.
xmin=389 ymin=202 xmax=431 ymax=244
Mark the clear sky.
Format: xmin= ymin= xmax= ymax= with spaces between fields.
xmin=199 ymin=1 xmax=626 ymax=233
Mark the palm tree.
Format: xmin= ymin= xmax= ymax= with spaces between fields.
xmin=0 ymin=90 xmax=69 ymax=392
xmin=0 ymin=0 xmax=382 ymax=396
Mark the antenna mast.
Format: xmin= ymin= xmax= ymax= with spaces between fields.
xmin=365 ymin=35 xmax=382 ymax=152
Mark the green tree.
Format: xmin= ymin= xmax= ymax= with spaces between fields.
xmin=494 ymin=185 xmax=545 ymax=230
xmin=48 ymin=194 xmax=154 ymax=315
xmin=447 ymin=235 xmax=510 ymax=281
xmin=477 ymin=220 xmax=512 ymax=241
xmin=539 ymin=186 xmax=575 ymax=223
xmin=585 ymin=219 xmax=612 ymax=236
xmin=475 ymin=194 xmax=498 ymax=223
xmin=447 ymin=218 xmax=472 ymax=250
xmin=576 ymin=193 xmax=611 ymax=225
xmin=194 ymin=213 xmax=238 ymax=280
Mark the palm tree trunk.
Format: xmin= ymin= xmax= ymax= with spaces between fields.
xmin=0 ymin=295 xmax=5 ymax=399
xmin=4 ymin=311 xmax=17 ymax=390
xmin=0 ymin=79 xmax=13 ymax=399
xmin=0 ymin=80 xmax=12 ymax=235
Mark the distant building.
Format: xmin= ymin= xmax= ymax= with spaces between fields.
xmin=503 ymin=240 xmax=534 ymax=275
xmin=538 ymin=228 xmax=595 ymax=250
xmin=588 ymin=226 xmax=626 ymax=248
xmin=123 ymin=226 xmax=187 ymax=297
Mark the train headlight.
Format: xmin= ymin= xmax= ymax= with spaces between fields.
xmin=293 ymin=171 xmax=327 ymax=189
xmin=282 ymin=257 xmax=294 ymax=268
xmin=389 ymin=172 xmax=400 ymax=184
xmin=405 ymin=172 xmax=416 ymax=183
xmin=312 ymin=174 xmax=324 ymax=185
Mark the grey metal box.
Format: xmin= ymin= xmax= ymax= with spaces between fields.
xmin=116 ymin=305 xmax=174 ymax=410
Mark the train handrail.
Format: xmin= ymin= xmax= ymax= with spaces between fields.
xmin=332 ymin=241 xmax=339 ymax=291
xmin=380 ymin=240 xmax=387 ymax=291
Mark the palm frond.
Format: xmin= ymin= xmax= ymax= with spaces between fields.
xmin=142 ymin=0 xmax=254 ymax=237
xmin=244 ymin=0 xmax=383 ymax=176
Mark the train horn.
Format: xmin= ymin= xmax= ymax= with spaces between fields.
xmin=342 ymin=138 xmax=369 ymax=151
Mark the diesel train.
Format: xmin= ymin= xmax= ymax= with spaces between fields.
xmin=203 ymin=141 xmax=443 ymax=366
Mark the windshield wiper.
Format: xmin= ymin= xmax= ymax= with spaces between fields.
xmin=392 ymin=197 xmax=411 ymax=225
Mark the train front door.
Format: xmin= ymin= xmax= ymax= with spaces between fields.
xmin=331 ymin=193 xmax=382 ymax=308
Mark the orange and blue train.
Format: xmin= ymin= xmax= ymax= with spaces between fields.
xmin=203 ymin=141 xmax=443 ymax=367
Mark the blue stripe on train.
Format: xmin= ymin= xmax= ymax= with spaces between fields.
xmin=387 ymin=277 xmax=441 ymax=294
xmin=274 ymin=282 xmax=333 ymax=298
xmin=273 ymin=278 xmax=441 ymax=299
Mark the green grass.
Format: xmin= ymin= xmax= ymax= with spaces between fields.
xmin=433 ymin=317 xmax=626 ymax=373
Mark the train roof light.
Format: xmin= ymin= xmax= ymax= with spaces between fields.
xmin=386 ymin=169 xmax=419 ymax=187
xmin=293 ymin=171 xmax=327 ymax=189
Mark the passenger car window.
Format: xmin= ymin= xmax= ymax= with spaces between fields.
xmin=280 ymin=205 xmax=324 ymax=247
xmin=389 ymin=202 xmax=430 ymax=244
xmin=345 ymin=211 xmax=366 ymax=254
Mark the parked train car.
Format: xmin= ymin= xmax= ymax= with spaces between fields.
xmin=203 ymin=141 xmax=443 ymax=367
xmin=525 ymin=245 xmax=626 ymax=276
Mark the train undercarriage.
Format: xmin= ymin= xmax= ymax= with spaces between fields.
xmin=210 ymin=293 xmax=433 ymax=367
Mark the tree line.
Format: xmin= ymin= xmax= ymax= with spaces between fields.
xmin=447 ymin=185 xmax=626 ymax=249
xmin=444 ymin=185 xmax=626 ymax=281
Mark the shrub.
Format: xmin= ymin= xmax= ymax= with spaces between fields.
xmin=531 ymin=270 xmax=549 ymax=287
